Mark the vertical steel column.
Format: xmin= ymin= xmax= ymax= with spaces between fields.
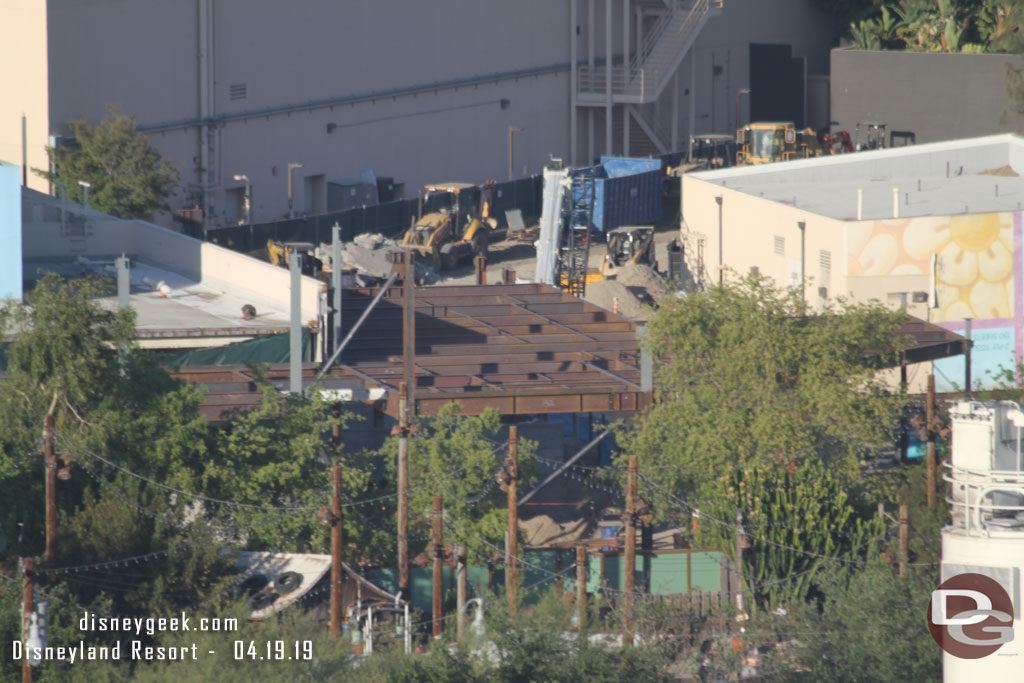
xmin=456 ymin=544 xmax=467 ymax=640
xmin=734 ymin=510 xmax=746 ymax=615
xmin=964 ymin=318 xmax=973 ymax=392
xmin=44 ymin=411 xmax=56 ymax=564
xmin=926 ymin=374 xmax=937 ymax=510
xmin=689 ymin=51 xmax=697 ymax=158
xmin=330 ymin=464 xmax=343 ymax=637
xmin=432 ymin=496 xmax=443 ymax=638
xmin=332 ymin=223 xmax=342 ymax=355
xmin=624 ymin=455 xmax=637 ymax=645
xmin=506 ymin=427 xmax=519 ymax=615
xmin=899 ymin=504 xmax=909 ymax=576
xmin=398 ymin=382 xmax=410 ymax=600
xmin=289 ymin=251 xmax=302 ymax=394
xmin=576 ymin=545 xmax=586 ymax=630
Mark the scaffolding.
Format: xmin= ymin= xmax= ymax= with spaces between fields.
xmin=555 ymin=169 xmax=597 ymax=297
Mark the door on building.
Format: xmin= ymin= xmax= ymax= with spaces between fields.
xmin=305 ymin=174 xmax=327 ymax=216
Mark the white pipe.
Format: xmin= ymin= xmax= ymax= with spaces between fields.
xmin=198 ymin=0 xmax=209 ymax=225
xmin=892 ymin=187 xmax=899 ymax=218
xmin=623 ymin=0 xmax=629 ymax=75
xmin=404 ymin=604 xmax=411 ymax=654
xmin=856 ymin=188 xmax=863 ymax=220
xmin=570 ymin=0 xmax=578 ymax=167
xmin=605 ymin=0 xmax=613 ymax=155
xmin=365 ymin=607 xmax=374 ymax=654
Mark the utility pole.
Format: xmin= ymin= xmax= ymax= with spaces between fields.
xmin=926 ymin=374 xmax=937 ymax=511
xmin=22 ymin=558 xmax=34 ymax=683
xmin=432 ymin=496 xmax=443 ymax=639
xmin=330 ymin=464 xmax=343 ymax=638
xmin=733 ymin=510 xmax=746 ymax=616
xmin=456 ymin=544 xmax=467 ymax=640
xmin=398 ymin=251 xmax=416 ymax=601
xmin=576 ymin=545 xmax=586 ymax=631
xmin=43 ymin=405 xmax=56 ymax=564
xmin=506 ymin=427 xmax=519 ymax=615
xmin=397 ymin=382 xmax=410 ymax=601
xmin=624 ymin=455 xmax=637 ymax=645
xmin=899 ymin=504 xmax=909 ymax=576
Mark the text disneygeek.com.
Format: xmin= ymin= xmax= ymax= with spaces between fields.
xmin=5 ymin=610 xmax=311 ymax=665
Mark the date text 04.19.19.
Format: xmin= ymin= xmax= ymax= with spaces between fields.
xmin=233 ymin=640 xmax=313 ymax=660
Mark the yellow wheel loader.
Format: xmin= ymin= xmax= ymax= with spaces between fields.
xmin=735 ymin=122 xmax=826 ymax=166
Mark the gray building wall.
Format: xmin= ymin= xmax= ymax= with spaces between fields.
xmin=831 ymin=49 xmax=1024 ymax=146
xmin=11 ymin=0 xmax=836 ymax=227
xmin=42 ymin=0 xmax=572 ymax=227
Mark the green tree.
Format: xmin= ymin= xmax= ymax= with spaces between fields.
xmin=621 ymin=275 xmax=906 ymax=501
xmin=198 ymin=384 xmax=374 ymax=554
xmin=765 ymin=563 xmax=941 ymax=682
xmin=695 ymin=462 xmax=887 ymax=611
xmin=34 ymin=109 xmax=179 ymax=219
xmin=381 ymin=405 xmax=536 ymax=564
xmin=0 ymin=273 xmax=138 ymax=556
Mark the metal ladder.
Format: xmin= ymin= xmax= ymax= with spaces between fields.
xmin=555 ymin=169 xmax=597 ymax=298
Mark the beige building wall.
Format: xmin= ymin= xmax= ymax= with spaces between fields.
xmin=0 ymin=0 xmax=49 ymax=193
xmin=680 ymin=175 xmax=941 ymax=392
xmin=680 ymin=174 xmax=847 ymax=306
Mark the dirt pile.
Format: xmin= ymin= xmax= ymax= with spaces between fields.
xmin=584 ymin=279 xmax=654 ymax=320
xmin=616 ymin=263 xmax=669 ymax=297
xmin=520 ymin=514 xmax=591 ymax=546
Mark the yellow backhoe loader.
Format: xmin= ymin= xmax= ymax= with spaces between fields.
xmin=401 ymin=181 xmax=497 ymax=270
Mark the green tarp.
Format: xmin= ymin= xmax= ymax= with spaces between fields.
xmin=163 ymin=330 xmax=310 ymax=367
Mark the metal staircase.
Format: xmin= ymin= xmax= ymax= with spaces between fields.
xmin=555 ymin=170 xmax=597 ymax=298
xmin=577 ymin=0 xmax=721 ymax=104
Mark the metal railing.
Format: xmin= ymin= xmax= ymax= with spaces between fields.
xmin=577 ymin=66 xmax=644 ymax=97
xmin=579 ymin=0 xmax=716 ymax=102
xmin=944 ymin=461 xmax=1024 ymax=536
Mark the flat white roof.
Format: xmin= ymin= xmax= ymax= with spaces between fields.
xmin=22 ymin=257 xmax=291 ymax=343
xmin=689 ymin=133 xmax=1024 ymax=221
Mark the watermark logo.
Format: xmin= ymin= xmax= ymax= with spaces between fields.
xmin=928 ymin=572 xmax=1014 ymax=659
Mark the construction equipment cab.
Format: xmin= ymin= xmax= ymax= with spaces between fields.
xmin=401 ymin=181 xmax=496 ymax=270
xmin=736 ymin=122 xmax=824 ymax=166
xmin=600 ymin=226 xmax=656 ymax=278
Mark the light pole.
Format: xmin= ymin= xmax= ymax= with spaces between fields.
xmin=715 ymin=195 xmax=723 ymax=286
xmin=233 ymin=174 xmax=251 ymax=224
xmin=797 ymin=220 xmax=806 ymax=313
xmin=735 ymin=88 xmax=751 ymax=131
xmin=508 ymin=127 xmax=523 ymax=181
xmin=78 ymin=180 xmax=91 ymax=209
xmin=287 ymin=163 xmax=303 ymax=218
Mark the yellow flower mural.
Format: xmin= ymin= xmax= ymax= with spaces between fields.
xmin=847 ymin=212 xmax=1015 ymax=322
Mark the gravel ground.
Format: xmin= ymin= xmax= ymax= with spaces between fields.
xmin=436 ymin=221 xmax=680 ymax=287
